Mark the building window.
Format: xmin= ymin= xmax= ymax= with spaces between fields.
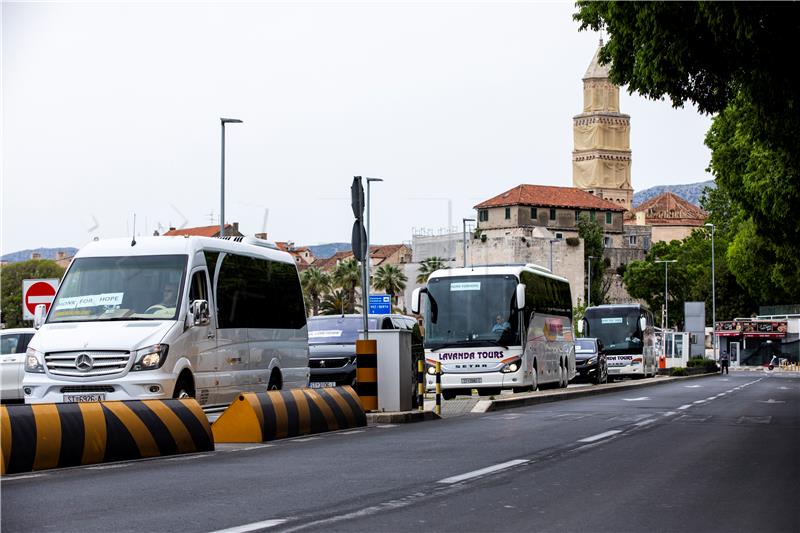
xmin=604 ymin=236 xmax=611 ymax=247
xmin=606 ymin=212 xmax=612 ymax=224
xmin=478 ymin=209 xmax=488 ymax=222
xmin=504 ymin=207 xmax=511 ymax=220
xmin=549 ymin=208 xmax=556 ymax=221
xmin=575 ymin=210 xmax=580 ymax=222
xmin=531 ymin=207 xmax=537 ymax=220
xmin=629 ymin=235 xmax=637 ymax=245
xmin=555 ymin=233 xmax=563 ymax=239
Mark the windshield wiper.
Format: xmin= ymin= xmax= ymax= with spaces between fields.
xmin=482 ymin=339 xmax=509 ymax=349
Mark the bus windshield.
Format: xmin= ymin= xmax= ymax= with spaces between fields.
xmin=424 ymin=275 xmax=520 ymax=350
xmin=49 ymin=255 xmax=187 ymax=323
xmin=584 ymin=307 xmax=643 ymax=355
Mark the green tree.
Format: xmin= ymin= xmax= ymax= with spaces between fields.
xmin=332 ymin=258 xmax=361 ymax=314
xmin=0 ymin=260 xmax=65 ymax=328
xmin=319 ymin=289 xmax=358 ymax=316
xmin=416 ymin=257 xmax=448 ymax=284
xmin=372 ymin=264 xmax=408 ymax=308
xmin=574 ymin=2 xmax=800 ymax=305
xmin=300 ymin=267 xmax=332 ymax=317
xmin=577 ymin=214 xmax=605 ymax=305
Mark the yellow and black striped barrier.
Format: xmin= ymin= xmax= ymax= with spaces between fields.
xmin=417 ymin=358 xmax=425 ymax=411
xmin=356 ymin=339 xmax=378 ymax=411
xmin=1 ymin=399 xmax=213 ymax=475
xmin=212 ymin=386 xmax=367 ymax=443
xmin=435 ymin=361 xmax=442 ymax=415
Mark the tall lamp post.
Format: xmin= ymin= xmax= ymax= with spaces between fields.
xmin=705 ymin=223 xmax=716 ymax=360
xmin=655 ymin=259 xmax=677 ymax=330
xmin=587 ymin=255 xmax=596 ymax=307
xmin=462 ymin=218 xmax=475 ymax=267
xmin=549 ymin=239 xmax=559 ymax=272
xmin=365 ymin=177 xmax=383 ymax=302
xmin=220 ymin=118 xmax=243 ymax=237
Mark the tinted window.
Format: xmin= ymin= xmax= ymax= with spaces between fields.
xmin=217 ymin=253 xmax=306 ymax=329
xmin=204 ymin=251 xmax=220 ymax=285
xmin=575 ymin=339 xmax=597 ymax=353
xmin=189 ymin=270 xmax=209 ymax=302
xmin=1 ymin=334 xmax=21 ymax=355
xmin=308 ymin=317 xmax=378 ymax=344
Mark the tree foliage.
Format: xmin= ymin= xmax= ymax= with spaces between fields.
xmin=372 ymin=264 xmax=408 ymax=307
xmin=416 ymin=257 xmax=448 ymax=285
xmin=332 ymin=259 xmax=361 ymax=314
xmin=300 ymin=267 xmax=332 ymax=317
xmin=576 ymin=214 xmax=605 ymax=305
xmin=0 ymin=260 xmax=65 ymax=328
xmin=574 ymin=1 xmax=800 ymax=306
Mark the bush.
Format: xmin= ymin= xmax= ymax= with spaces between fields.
xmin=670 ymin=367 xmax=687 ymax=376
xmin=566 ymin=237 xmax=580 ymax=246
xmin=686 ymin=357 xmax=718 ymax=372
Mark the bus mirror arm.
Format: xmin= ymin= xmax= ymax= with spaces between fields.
xmin=188 ymin=299 xmax=210 ymax=327
xmin=516 ymin=283 xmax=525 ymax=310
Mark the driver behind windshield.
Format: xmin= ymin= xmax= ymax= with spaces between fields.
xmin=146 ymin=285 xmax=178 ymax=315
xmin=491 ymin=314 xmax=511 ymax=335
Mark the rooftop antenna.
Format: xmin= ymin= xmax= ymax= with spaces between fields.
xmin=131 ymin=213 xmax=137 ymax=247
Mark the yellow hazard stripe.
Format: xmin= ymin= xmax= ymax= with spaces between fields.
xmin=270 ymin=392 xmax=289 ymax=440
xmin=102 ymin=402 xmax=160 ymax=458
xmin=325 ymin=388 xmax=358 ymax=427
xmin=305 ymin=389 xmax=339 ymax=431
xmin=290 ymin=390 xmax=311 ymax=436
xmin=1 ymin=405 xmax=11 ymax=475
xmin=32 ymin=404 xmax=61 ymax=471
xmin=144 ymin=400 xmax=195 ymax=454
xmin=179 ymin=399 xmax=212 ymax=431
xmin=79 ymin=402 xmax=107 ymax=465
xmin=357 ymin=368 xmax=378 ymax=382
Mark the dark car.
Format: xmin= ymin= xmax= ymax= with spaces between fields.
xmin=575 ymin=337 xmax=608 ymax=385
xmin=307 ymin=314 xmax=423 ymax=390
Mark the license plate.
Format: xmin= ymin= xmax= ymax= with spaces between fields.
xmin=309 ymin=382 xmax=337 ymax=389
xmin=608 ymin=368 xmax=620 ymax=374
xmin=461 ymin=377 xmax=482 ymax=384
xmin=63 ymin=393 xmax=105 ymax=403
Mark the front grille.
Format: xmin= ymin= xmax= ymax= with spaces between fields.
xmin=46 ymin=350 xmax=131 ymax=377
xmin=309 ymin=357 xmax=350 ymax=369
xmin=60 ymin=385 xmax=115 ymax=393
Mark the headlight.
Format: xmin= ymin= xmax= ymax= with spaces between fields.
xmin=132 ymin=344 xmax=169 ymax=371
xmin=501 ymin=358 xmax=521 ymax=373
xmin=25 ymin=347 xmax=45 ymax=373
xmin=426 ymin=364 xmax=437 ymax=375
xmin=585 ymin=357 xmax=597 ymax=366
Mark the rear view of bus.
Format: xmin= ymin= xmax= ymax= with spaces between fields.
xmin=412 ymin=264 xmax=574 ymax=399
xmin=581 ymin=304 xmax=656 ymax=379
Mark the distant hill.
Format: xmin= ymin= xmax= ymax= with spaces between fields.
xmin=1 ymin=247 xmax=78 ymax=264
xmin=633 ymin=180 xmax=715 ymax=208
xmin=305 ymin=243 xmax=351 ymax=259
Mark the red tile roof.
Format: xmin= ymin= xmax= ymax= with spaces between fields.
xmin=626 ymin=192 xmax=707 ymax=226
xmin=474 ymin=184 xmax=625 ymax=212
xmin=163 ymin=224 xmax=239 ymax=237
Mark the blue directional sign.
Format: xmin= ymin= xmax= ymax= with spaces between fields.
xmin=368 ymin=294 xmax=391 ymax=315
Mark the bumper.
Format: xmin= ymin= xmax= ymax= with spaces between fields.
xmin=425 ymin=368 xmax=524 ymax=391
xmin=607 ymin=365 xmax=644 ymax=376
xmin=309 ymin=363 xmax=356 ymax=386
xmin=22 ymin=370 xmax=177 ymax=404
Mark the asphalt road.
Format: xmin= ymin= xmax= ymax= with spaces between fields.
xmin=3 ymin=372 xmax=798 ymax=532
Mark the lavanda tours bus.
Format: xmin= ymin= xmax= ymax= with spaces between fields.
xmin=23 ymin=235 xmax=309 ymax=407
xmin=579 ymin=304 xmax=656 ymax=379
xmin=411 ymin=264 xmax=574 ymax=399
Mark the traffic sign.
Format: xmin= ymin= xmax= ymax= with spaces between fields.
xmin=368 ymin=294 xmax=391 ymax=315
xmin=22 ymin=278 xmax=59 ymax=320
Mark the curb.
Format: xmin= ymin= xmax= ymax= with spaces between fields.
xmin=367 ymin=410 xmax=441 ymax=424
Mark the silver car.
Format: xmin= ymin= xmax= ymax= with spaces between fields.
xmin=1 ymin=328 xmax=36 ymax=402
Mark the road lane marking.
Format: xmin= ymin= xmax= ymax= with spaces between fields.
xmin=87 ymin=463 xmax=130 ymax=470
xmin=693 ymin=400 xmax=706 ymax=404
xmin=208 ymin=519 xmax=288 ymax=533
xmin=759 ymin=399 xmax=785 ymax=404
xmin=339 ymin=430 xmax=365 ymax=435
xmin=623 ymin=397 xmax=650 ymax=402
xmin=165 ymin=454 xmax=212 ymax=461
xmin=375 ymin=424 xmax=397 ymax=428
xmin=293 ymin=437 xmax=321 ymax=442
xmin=438 ymin=459 xmax=529 ymax=484
xmin=2 ymin=474 xmax=45 ymax=481
xmin=577 ymin=430 xmax=622 ymax=443
xmin=663 ymin=411 xmax=677 ymax=417
xmin=685 ymin=385 xmax=701 ymax=388
xmin=678 ymin=404 xmax=692 ymax=410
xmin=634 ymin=419 xmax=656 ymax=427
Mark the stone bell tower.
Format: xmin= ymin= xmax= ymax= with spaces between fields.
xmin=572 ymin=41 xmax=634 ymax=211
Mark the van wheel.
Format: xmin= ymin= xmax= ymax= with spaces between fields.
xmin=173 ymin=374 xmax=195 ymax=399
xmin=267 ymin=370 xmax=281 ymax=391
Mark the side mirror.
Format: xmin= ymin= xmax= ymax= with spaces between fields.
xmin=34 ymin=304 xmax=47 ymax=329
xmin=188 ymin=299 xmax=210 ymax=327
xmin=639 ymin=316 xmax=647 ymax=331
xmin=516 ymin=283 xmax=526 ymax=310
xmin=411 ymin=287 xmax=422 ymax=315
xmin=577 ymin=318 xmax=585 ymax=335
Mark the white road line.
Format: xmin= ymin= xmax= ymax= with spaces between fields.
xmin=663 ymin=411 xmax=677 ymax=417
xmin=678 ymin=404 xmax=692 ymax=410
xmin=693 ymin=400 xmax=706 ymax=404
xmin=623 ymin=397 xmax=650 ymax=402
xmin=208 ymin=519 xmax=288 ymax=533
xmin=234 ymin=444 xmax=275 ymax=451
xmin=577 ymin=430 xmax=622 ymax=443
xmin=685 ymin=385 xmax=701 ymax=388
xmin=87 ymin=463 xmax=130 ymax=470
xmin=339 ymin=430 xmax=365 ymax=435
xmin=165 ymin=454 xmax=212 ymax=461
xmin=438 ymin=459 xmax=529 ymax=484
xmin=2 ymin=474 xmax=45 ymax=481
xmin=375 ymin=424 xmax=397 ymax=428
xmin=293 ymin=437 xmax=320 ymax=442
xmin=634 ymin=419 xmax=656 ymax=427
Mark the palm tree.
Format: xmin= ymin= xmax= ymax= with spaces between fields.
xmin=372 ymin=264 xmax=408 ymax=307
xmin=320 ymin=289 xmax=359 ymax=315
xmin=300 ymin=267 xmax=331 ymax=316
xmin=332 ymin=258 xmax=361 ymax=313
xmin=416 ymin=256 xmax=448 ymax=284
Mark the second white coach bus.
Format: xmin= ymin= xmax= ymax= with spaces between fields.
xmin=580 ymin=304 xmax=656 ymax=379
xmin=412 ymin=264 xmax=574 ymax=399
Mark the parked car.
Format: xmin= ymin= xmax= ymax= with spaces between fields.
xmin=1 ymin=328 xmax=36 ymax=402
xmin=575 ymin=337 xmax=607 ymax=385
xmin=307 ymin=314 xmax=423 ymax=400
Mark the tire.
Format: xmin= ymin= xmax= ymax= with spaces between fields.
xmin=559 ymin=361 xmax=568 ymax=388
xmin=531 ymin=366 xmax=538 ymax=391
xmin=513 ymin=385 xmax=533 ymax=394
xmin=267 ymin=370 xmax=281 ymax=391
xmin=172 ymin=374 xmax=195 ymax=399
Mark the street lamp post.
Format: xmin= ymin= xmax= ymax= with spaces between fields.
xmin=365 ymin=177 xmax=383 ymax=303
xmin=549 ymin=239 xmax=559 ymax=272
xmin=587 ymin=256 xmax=596 ymax=307
xmin=462 ymin=218 xmax=475 ymax=267
xmin=655 ymin=259 xmax=677 ymax=330
xmin=220 ymin=118 xmax=243 ymax=237
xmin=705 ymin=223 xmax=717 ymax=360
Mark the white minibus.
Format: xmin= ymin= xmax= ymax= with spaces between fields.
xmin=412 ymin=264 xmax=575 ymax=399
xmin=23 ymin=236 xmax=309 ymax=407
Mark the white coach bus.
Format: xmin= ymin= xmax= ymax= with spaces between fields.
xmin=412 ymin=264 xmax=575 ymax=399
xmin=23 ymin=236 xmax=309 ymax=407
xmin=579 ymin=304 xmax=656 ymax=380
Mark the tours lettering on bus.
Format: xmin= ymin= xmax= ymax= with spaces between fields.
xmin=438 ymin=351 xmax=505 ymax=361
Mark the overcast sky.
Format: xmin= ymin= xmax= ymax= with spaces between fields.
xmin=2 ymin=1 xmax=713 ymax=254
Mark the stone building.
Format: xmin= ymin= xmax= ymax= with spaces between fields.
xmin=626 ymin=192 xmax=707 ymax=243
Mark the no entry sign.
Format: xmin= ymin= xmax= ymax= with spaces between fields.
xmin=22 ymin=278 xmax=59 ymax=320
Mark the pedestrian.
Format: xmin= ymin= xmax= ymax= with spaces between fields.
xmin=719 ymin=349 xmax=730 ymax=374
